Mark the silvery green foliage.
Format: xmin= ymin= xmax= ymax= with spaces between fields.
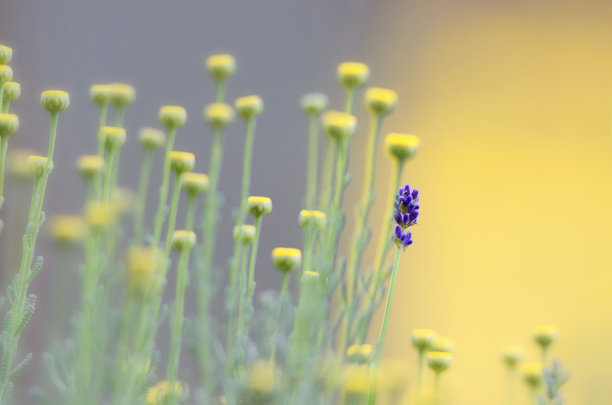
xmin=538 ymin=360 xmax=569 ymax=405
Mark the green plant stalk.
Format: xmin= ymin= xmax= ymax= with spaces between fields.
xmin=305 ymin=113 xmax=320 ymax=209
xmin=541 ymin=346 xmax=549 ymax=367
xmin=0 ymin=83 xmax=4 ymax=110
xmin=433 ymin=372 xmax=442 ymax=405
xmin=0 ymin=136 xmax=9 ymax=206
xmin=184 ymin=194 xmax=196 ymax=231
xmin=0 ymin=111 xmax=59 ymax=400
xmin=216 ymin=79 xmax=227 ymax=103
xmin=417 ymin=348 xmax=425 ymax=397
xmin=163 ymin=175 xmax=182 ymax=261
xmin=344 ymin=87 xmax=357 ymax=115
xmin=113 ymin=106 xmax=125 ymax=128
xmin=234 ymin=242 xmax=250 ymax=363
xmin=529 ymin=387 xmax=538 ymax=405
xmin=152 ymin=128 xmax=177 ymax=249
xmin=269 ymin=271 xmax=290 ymax=365
xmin=103 ymin=147 xmax=117 ymax=202
xmin=504 ymin=367 xmax=516 ymax=405
xmin=166 ymin=246 xmax=192 ymax=404
xmin=96 ymin=103 xmax=108 ymax=158
xmin=133 ymin=149 xmax=154 ymax=244
xmin=301 ymin=227 xmax=315 ymax=273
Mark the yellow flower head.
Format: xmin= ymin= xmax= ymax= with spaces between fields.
xmin=302 ymin=270 xmax=320 ymax=281
xmin=300 ymin=92 xmax=328 ymax=116
xmin=139 ymin=127 xmax=166 ymax=150
xmin=235 ymin=95 xmax=263 ymax=119
xmin=342 ymin=364 xmax=370 ymax=394
xmin=7 ymin=148 xmax=33 ymax=179
xmin=109 ymin=83 xmax=136 ymax=107
xmin=532 ymin=325 xmax=558 ymax=348
xmin=247 ymin=196 xmax=272 ymax=217
xmin=204 ymin=103 xmax=235 ymax=129
xmin=3 ymin=81 xmax=21 ymax=104
xmin=146 ymin=381 xmax=188 ymax=405
xmin=364 ymin=87 xmax=398 ymax=115
xmin=0 ymin=65 xmax=13 ymax=84
xmin=159 ymin=105 xmax=187 ymax=129
xmin=385 ymin=133 xmax=420 ymax=162
xmin=169 ymin=151 xmax=195 ymax=175
xmin=77 ymin=155 xmax=105 ymax=180
xmin=521 ymin=363 xmax=543 ymax=388
xmin=233 ymin=224 xmax=256 ymax=245
xmin=171 ymin=230 xmax=197 ymax=251
xmin=337 ymin=62 xmax=370 ymax=89
xmin=112 ymin=187 xmax=135 ymax=215
xmin=89 ymin=84 xmax=112 ymax=106
xmin=500 ymin=345 xmax=524 ymax=368
xmin=48 ymin=215 xmax=86 ymax=245
xmin=102 ymin=126 xmax=126 ymax=150
xmin=411 ymin=328 xmax=437 ymax=351
xmin=0 ymin=45 xmax=13 ymax=65
xmin=426 ymin=351 xmax=453 ymax=374
xmin=0 ymin=113 xmax=19 ymax=137
xmin=322 ymin=111 xmax=357 ymax=141
xmin=126 ymin=246 xmax=162 ymax=293
xmin=431 ymin=336 xmax=455 ymax=353
xmin=181 ymin=172 xmax=209 ymax=196
xmin=298 ymin=209 xmax=326 ymax=229
xmin=245 ymin=360 xmax=278 ymax=393
xmin=206 ymin=54 xmax=236 ymax=81
xmin=346 ymin=344 xmax=373 ymax=364
xmin=84 ymin=201 xmax=118 ymax=228
xmin=27 ymin=155 xmax=51 ymax=177
xmin=271 ymin=247 xmax=302 ymax=273
xmin=40 ymin=90 xmax=70 ymax=113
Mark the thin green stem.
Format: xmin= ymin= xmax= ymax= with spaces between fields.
xmin=0 ymin=136 xmax=9 ymax=205
xmin=96 ymin=104 xmax=108 ymax=159
xmin=113 ymin=107 xmax=125 ymax=128
xmin=0 ymin=83 xmax=4 ymax=110
xmin=152 ymin=128 xmax=177 ymax=249
xmin=305 ymin=113 xmax=320 ymax=209
xmin=302 ymin=227 xmax=315 ymax=273
xmin=184 ymin=195 xmax=196 ymax=231
xmin=163 ymin=175 xmax=182 ymax=260
xmin=417 ymin=349 xmax=425 ymax=397
xmin=344 ymin=87 xmax=356 ymax=115
xmin=373 ymin=248 xmax=402 ymax=367
xmin=133 ymin=150 xmax=154 ymax=244
xmin=270 ymin=272 xmax=290 ymax=365
xmin=433 ymin=372 xmax=442 ymax=405
xmin=216 ymin=79 xmax=227 ymax=103
xmin=504 ymin=367 xmax=516 ymax=405
xmin=103 ymin=147 xmax=117 ymax=202
xmin=318 ymin=138 xmax=336 ymax=213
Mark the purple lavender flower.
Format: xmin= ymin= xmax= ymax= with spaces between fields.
xmin=391 ymin=184 xmax=419 ymax=249
xmin=393 ymin=225 xmax=413 ymax=248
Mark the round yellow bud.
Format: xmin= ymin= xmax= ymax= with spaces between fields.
xmin=235 ymin=95 xmax=263 ymax=119
xmin=343 ymin=364 xmax=370 ymax=394
xmin=298 ymin=210 xmax=326 ymax=229
xmin=7 ymin=149 xmax=33 ymax=180
xmin=245 ymin=361 xmax=277 ymax=393
xmin=146 ymin=381 xmax=188 ymax=405
xmin=247 ymin=196 xmax=272 ymax=217
xmin=302 ymin=270 xmax=320 ymax=281
xmin=3 ymin=82 xmax=21 ymax=104
xmin=206 ymin=54 xmax=236 ymax=81
xmin=271 ymin=247 xmax=302 ymax=273
xmin=385 ymin=133 xmax=420 ymax=162
xmin=500 ymin=345 xmax=524 ymax=368
xmin=426 ymin=351 xmax=453 ymax=374
xmin=126 ymin=246 xmax=162 ymax=293
xmin=40 ymin=90 xmax=70 ymax=113
xmin=431 ymin=336 xmax=455 ymax=353
xmin=77 ymin=155 xmax=105 ymax=180
xmin=0 ymin=113 xmax=19 ymax=137
xmin=0 ymin=65 xmax=13 ymax=84
xmin=0 ymin=45 xmax=13 ymax=65
xmin=171 ymin=230 xmax=197 ymax=251
xmin=84 ymin=201 xmax=118 ymax=228
xmin=89 ymin=84 xmax=112 ymax=106
xmin=521 ymin=363 xmax=543 ymax=388
xmin=204 ymin=103 xmax=234 ymax=129
xmin=337 ymin=62 xmax=370 ymax=89
xmin=27 ymin=155 xmax=51 ymax=177
xmin=102 ymin=126 xmax=126 ymax=150
xmin=364 ymin=87 xmax=398 ymax=115
xmin=139 ymin=127 xmax=166 ymax=150
xmin=180 ymin=172 xmax=209 ymax=196
xmin=233 ymin=224 xmax=256 ymax=245
xmin=169 ymin=151 xmax=195 ymax=174
xmin=411 ymin=329 xmax=437 ymax=351
xmin=300 ymin=93 xmax=328 ymax=115
xmin=322 ymin=111 xmax=357 ymax=141
xmin=112 ymin=187 xmax=135 ymax=215
xmin=347 ymin=344 xmax=373 ymax=364
xmin=159 ymin=105 xmax=187 ymax=129
xmin=532 ymin=325 xmax=558 ymax=348
xmin=109 ymin=83 xmax=135 ymax=107
xmin=48 ymin=215 xmax=86 ymax=245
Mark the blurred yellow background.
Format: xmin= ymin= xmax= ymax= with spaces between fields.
xmin=363 ymin=1 xmax=611 ymax=403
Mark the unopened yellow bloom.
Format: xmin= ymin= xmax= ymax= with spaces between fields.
xmin=431 ymin=336 xmax=455 ymax=353
xmin=347 ymin=344 xmax=373 ymax=364
xmin=171 ymin=230 xmax=197 ymax=251
xmin=521 ymin=363 xmax=543 ymax=388
xmin=245 ymin=361 xmax=277 ymax=392
xmin=89 ymin=84 xmax=112 ymax=106
xmin=0 ymin=45 xmax=13 ymax=64
xmin=426 ymin=351 xmax=453 ymax=373
xmin=48 ymin=215 xmax=86 ymax=245
xmin=181 ymin=172 xmax=209 ymax=196
xmin=3 ymin=81 xmax=21 ymax=104
xmin=27 ymin=156 xmax=51 ymax=177
xmin=169 ymin=151 xmax=195 ymax=174
xmin=139 ymin=127 xmax=166 ymax=150
xmin=342 ymin=364 xmax=370 ymax=394
xmin=298 ymin=210 xmax=326 ymax=229
xmin=364 ymin=87 xmax=398 ymax=115
xmin=271 ymin=247 xmax=302 ymax=273
xmin=159 ymin=105 xmax=187 ymax=128
xmin=532 ymin=325 xmax=558 ymax=348
xmin=0 ymin=65 xmax=13 ymax=84
xmin=126 ymin=246 xmax=162 ymax=293
xmin=337 ymin=62 xmax=370 ymax=88
xmin=109 ymin=83 xmax=135 ymax=107
xmin=247 ymin=196 xmax=272 ymax=217
xmin=411 ymin=328 xmax=437 ymax=351
xmin=233 ymin=224 xmax=256 ymax=245
xmin=385 ymin=133 xmax=420 ymax=162
xmin=102 ymin=126 xmax=126 ymax=150
xmin=500 ymin=345 xmax=524 ymax=368
xmin=206 ymin=54 xmax=236 ymax=81
xmin=235 ymin=95 xmax=263 ymax=119
xmin=77 ymin=155 xmax=105 ymax=180
xmin=204 ymin=103 xmax=234 ymax=128
xmin=0 ymin=113 xmax=19 ymax=137
xmin=322 ymin=111 xmax=356 ymax=141
xmin=146 ymin=380 xmax=188 ymax=405
xmin=40 ymin=90 xmax=69 ymax=112
xmin=84 ymin=201 xmax=117 ymax=228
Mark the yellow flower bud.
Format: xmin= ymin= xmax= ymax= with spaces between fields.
xmin=532 ymin=325 xmax=558 ymax=348
xmin=411 ymin=329 xmax=437 ymax=351
xmin=298 ymin=210 xmax=326 ymax=229
xmin=235 ymin=95 xmax=263 ymax=119
xmin=169 ymin=151 xmax=195 ymax=174
xmin=300 ymin=93 xmax=328 ymax=115
xmin=203 ymin=103 xmax=234 ymax=129
xmin=431 ymin=336 xmax=455 ymax=353
xmin=89 ymin=84 xmax=112 ymax=106
xmin=521 ymin=363 xmax=543 ymax=388
xmin=48 ymin=215 xmax=86 ymax=245
xmin=84 ymin=201 xmax=118 ymax=228
xmin=206 ymin=54 xmax=236 ymax=81
xmin=247 ymin=196 xmax=272 ymax=217
xmin=233 ymin=224 xmax=256 ymax=245
xmin=77 ymin=155 xmax=105 ymax=180
xmin=7 ymin=149 xmax=33 ymax=179
xmin=385 ymin=133 xmax=420 ymax=162
xmin=102 ymin=126 xmax=126 ymax=150
xmin=0 ymin=45 xmax=13 ymax=65
xmin=364 ymin=87 xmax=398 ymax=115
xmin=112 ymin=187 xmax=135 ymax=215
xmin=245 ymin=361 xmax=277 ymax=393
xmin=271 ymin=247 xmax=302 ymax=273
xmin=500 ymin=345 xmax=524 ymax=368
xmin=171 ymin=230 xmax=197 ymax=251
xmin=159 ymin=105 xmax=187 ymax=129
xmin=139 ymin=127 xmax=166 ymax=150
xmin=27 ymin=155 xmax=51 ymax=177
xmin=40 ymin=90 xmax=70 ymax=113
xmin=426 ymin=351 xmax=453 ymax=374
xmin=126 ymin=246 xmax=162 ymax=293
xmin=337 ymin=62 xmax=370 ymax=89
xmin=146 ymin=380 xmax=188 ymax=405
xmin=3 ymin=82 xmax=21 ymax=104
xmin=109 ymin=83 xmax=135 ymax=107
xmin=322 ymin=111 xmax=356 ymax=141
xmin=302 ymin=270 xmax=320 ymax=281
xmin=347 ymin=344 xmax=373 ymax=364
xmin=0 ymin=113 xmax=19 ymax=137
xmin=180 ymin=172 xmax=209 ymax=196
xmin=0 ymin=65 xmax=13 ymax=84
xmin=343 ymin=364 xmax=370 ymax=394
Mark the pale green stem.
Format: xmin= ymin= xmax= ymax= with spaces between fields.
xmin=0 ymin=136 xmax=9 ymax=205
xmin=318 ymin=137 xmax=336 ymax=213
xmin=152 ymin=128 xmax=177 ymax=249
xmin=96 ymin=103 xmax=108 ymax=159
xmin=433 ymin=372 xmax=442 ymax=405
xmin=417 ymin=349 xmax=425 ymax=398
xmin=373 ymin=248 xmax=402 ymax=367
xmin=184 ymin=194 xmax=196 ymax=231
xmin=541 ymin=345 xmax=549 ymax=367
xmin=163 ymin=175 xmax=182 ymax=261
xmin=216 ymin=79 xmax=227 ymax=103
xmin=133 ymin=149 xmax=154 ymax=244
xmin=113 ymin=106 xmax=125 ymax=128
xmin=302 ymin=227 xmax=315 ymax=273
xmin=529 ymin=387 xmax=539 ymax=405
xmin=344 ymin=87 xmax=357 ymax=115
xmin=235 ymin=242 xmax=250 ymax=361
xmin=0 ymin=83 xmax=4 ymax=110
xmin=504 ymin=366 xmax=516 ymax=405
xmin=270 ymin=272 xmax=290 ymax=365
xmin=305 ymin=113 xmax=320 ymax=209
xmin=103 ymin=147 xmax=117 ymax=202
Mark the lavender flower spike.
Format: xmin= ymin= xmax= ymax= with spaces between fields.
xmin=391 ymin=184 xmax=420 ymax=249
